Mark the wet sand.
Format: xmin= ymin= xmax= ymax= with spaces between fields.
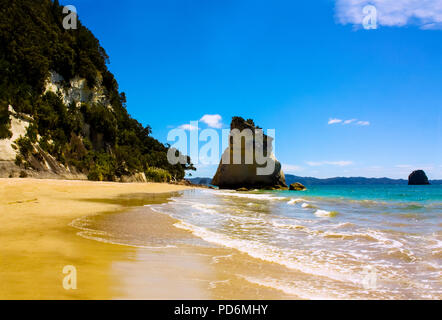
xmin=0 ymin=178 xmax=290 ymax=299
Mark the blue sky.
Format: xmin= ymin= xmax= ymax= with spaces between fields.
xmin=67 ymin=0 xmax=441 ymax=179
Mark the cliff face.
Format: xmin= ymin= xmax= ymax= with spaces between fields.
xmin=44 ymin=71 xmax=111 ymax=109
xmin=212 ymin=117 xmax=287 ymax=190
xmin=0 ymin=72 xmax=99 ymax=179
xmin=0 ymin=106 xmax=29 ymax=162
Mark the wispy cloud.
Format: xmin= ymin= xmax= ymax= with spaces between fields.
xmin=307 ymin=161 xmax=354 ymax=167
xmin=178 ymin=124 xmax=199 ymax=131
xmin=328 ymin=118 xmax=370 ymax=126
xmin=395 ymin=164 xmax=435 ymax=170
xmin=395 ymin=164 xmax=413 ymax=168
xmin=328 ymin=118 xmax=343 ymax=125
xmin=282 ymin=164 xmax=304 ymax=173
xmin=356 ymin=120 xmax=370 ymax=126
xmin=336 ymin=0 xmax=442 ymax=30
xmin=200 ymin=114 xmax=222 ymax=129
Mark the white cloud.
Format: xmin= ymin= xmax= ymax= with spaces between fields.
xmin=328 ymin=118 xmax=370 ymax=126
xmin=396 ymin=164 xmax=434 ymax=171
xmin=178 ymin=124 xmax=199 ymax=131
xmin=200 ymin=114 xmax=223 ymax=129
xmin=395 ymin=164 xmax=413 ymax=168
xmin=336 ymin=0 xmax=442 ymax=29
xmin=282 ymin=164 xmax=303 ymax=173
xmin=307 ymin=161 xmax=354 ymax=167
xmin=328 ymin=118 xmax=343 ymax=124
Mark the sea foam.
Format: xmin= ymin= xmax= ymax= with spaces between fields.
xmin=314 ymin=209 xmax=338 ymax=217
xmin=287 ymin=198 xmax=305 ymax=205
xmin=173 ymin=220 xmax=372 ymax=286
xmin=215 ymin=191 xmax=287 ymax=201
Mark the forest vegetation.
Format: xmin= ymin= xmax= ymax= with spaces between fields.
xmin=0 ymin=0 xmax=195 ymax=181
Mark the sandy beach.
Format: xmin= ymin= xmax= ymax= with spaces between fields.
xmin=0 ymin=178 xmax=290 ymax=300
xmin=0 ymin=179 xmax=189 ymax=299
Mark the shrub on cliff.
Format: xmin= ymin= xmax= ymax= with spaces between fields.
xmin=145 ymin=167 xmax=172 ymax=183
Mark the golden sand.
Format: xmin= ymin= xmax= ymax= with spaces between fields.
xmin=0 ymin=178 xmax=194 ymax=299
xmin=0 ymin=178 xmax=291 ymax=299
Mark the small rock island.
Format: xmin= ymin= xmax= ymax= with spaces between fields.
xmin=408 ymin=170 xmax=430 ymax=185
xmin=289 ymin=182 xmax=306 ymax=191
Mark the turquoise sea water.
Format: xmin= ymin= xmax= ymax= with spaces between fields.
xmin=281 ymin=184 xmax=442 ymax=203
xmin=148 ymin=185 xmax=441 ymax=299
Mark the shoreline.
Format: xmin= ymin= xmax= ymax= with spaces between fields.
xmin=0 ymin=178 xmax=290 ymax=299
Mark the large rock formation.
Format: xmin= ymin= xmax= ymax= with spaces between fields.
xmin=408 ymin=170 xmax=430 ymax=185
xmin=212 ymin=117 xmax=287 ymax=190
